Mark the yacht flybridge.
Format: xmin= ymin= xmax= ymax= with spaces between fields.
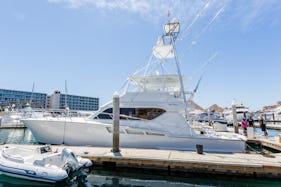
xmin=22 ymin=21 xmax=245 ymax=153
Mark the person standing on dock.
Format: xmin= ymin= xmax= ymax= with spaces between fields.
xmin=259 ymin=115 xmax=268 ymax=137
xmin=247 ymin=116 xmax=254 ymax=127
xmin=241 ymin=118 xmax=248 ymax=136
xmin=247 ymin=115 xmax=255 ymax=139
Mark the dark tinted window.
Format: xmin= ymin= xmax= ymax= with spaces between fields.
xmin=95 ymin=108 xmax=165 ymax=120
xmin=97 ymin=113 xmax=112 ymax=119
xmin=95 ymin=108 xmax=112 ymax=119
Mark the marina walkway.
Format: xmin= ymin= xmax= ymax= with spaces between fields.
xmin=254 ymin=123 xmax=281 ymax=130
xmin=1 ymin=144 xmax=281 ymax=179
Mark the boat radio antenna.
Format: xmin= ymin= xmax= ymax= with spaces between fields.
xmin=167 ymin=10 xmax=171 ymax=22
xmin=29 ymin=82 xmax=35 ymax=108
xmin=64 ymin=80 xmax=69 ymax=117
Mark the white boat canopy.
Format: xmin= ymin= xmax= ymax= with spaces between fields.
xmin=152 ymin=21 xmax=179 ymax=59
xmin=153 ymin=44 xmax=174 ymax=59
xmin=128 ymin=74 xmax=185 ymax=91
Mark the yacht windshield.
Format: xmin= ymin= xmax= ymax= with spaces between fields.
xmin=95 ymin=108 xmax=166 ymax=120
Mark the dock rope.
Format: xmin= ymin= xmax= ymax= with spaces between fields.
xmin=245 ymin=142 xmax=263 ymax=154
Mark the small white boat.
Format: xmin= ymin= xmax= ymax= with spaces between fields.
xmin=0 ymin=145 xmax=92 ymax=183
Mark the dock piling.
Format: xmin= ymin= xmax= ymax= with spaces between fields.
xmin=273 ymin=113 xmax=276 ymax=124
xmin=207 ymin=109 xmax=211 ymax=125
xmin=196 ymin=144 xmax=203 ymax=154
xmin=232 ymin=103 xmax=238 ymax=133
xmin=112 ymin=93 xmax=120 ymax=153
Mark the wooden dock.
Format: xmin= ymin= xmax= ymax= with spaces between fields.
xmin=260 ymin=139 xmax=281 ymax=151
xmin=247 ymin=138 xmax=281 ymax=152
xmin=227 ymin=123 xmax=281 ymax=130
xmin=254 ymin=123 xmax=281 ymax=130
xmin=1 ymin=144 xmax=281 ymax=179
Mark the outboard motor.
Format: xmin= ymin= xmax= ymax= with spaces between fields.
xmin=63 ymin=162 xmax=74 ymax=175
xmin=61 ymin=148 xmax=79 ymax=173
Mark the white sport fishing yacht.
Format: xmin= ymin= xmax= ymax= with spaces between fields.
xmin=22 ymin=21 xmax=245 ymax=153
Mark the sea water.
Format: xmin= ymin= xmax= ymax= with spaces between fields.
xmin=0 ymin=127 xmax=280 ymax=187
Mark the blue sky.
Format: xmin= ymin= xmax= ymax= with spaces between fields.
xmin=0 ymin=0 xmax=280 ymax=111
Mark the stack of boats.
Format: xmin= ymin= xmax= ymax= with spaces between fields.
xmin=21 ymin=21 xmax=246 ymax=153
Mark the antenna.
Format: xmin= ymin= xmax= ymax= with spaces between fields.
xmin=189 ymin=76 xmax=203 ymax=100
xmin=167 ymin=10 xmax=171 ymax=19
xmin=181 ymin=0 xmax=212 ymax=39
xmin=185 ymin=5 xmax=225 ymax=52
xmin=64 ymin=80 xmax=68 ymax=108
xmin=64 ymin=80 xmax=69 ymax=117
xmin=29 ymin=82 xmax=35 ymax=107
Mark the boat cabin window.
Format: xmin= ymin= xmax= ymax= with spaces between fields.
xmin=95 ymin=108 xmax=166 ymax=120
xmin=96 ymin=108 xmax=112 ymax=119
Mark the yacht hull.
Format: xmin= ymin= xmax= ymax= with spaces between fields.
xmin=23 ymin=119 xmax=245 ymax=153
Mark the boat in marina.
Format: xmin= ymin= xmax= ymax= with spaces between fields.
xmin=22 ymin=21 xmax=246 ymax=153
xmin=0 ymin=105 xmax=45 ymax=128
xmin=0 ymin=113 xmax=22 ymax=127
xmin=0 ymin=145 xmax=92 ymax=183
xmin=0 ymin=105 xmax=92 ymax=128
xmin=223 ymin=104 xmax=250 ymax=124
xmin=263 ymin=106 xmax=281 ymax=121
xmin=190 ymin=111 xmax=228 ymax=132
xmin=0 ymin=107 xmax=22 ymax=127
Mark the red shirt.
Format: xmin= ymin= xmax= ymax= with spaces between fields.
xmin=241 ymin=120 xmax=247 ymax=128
